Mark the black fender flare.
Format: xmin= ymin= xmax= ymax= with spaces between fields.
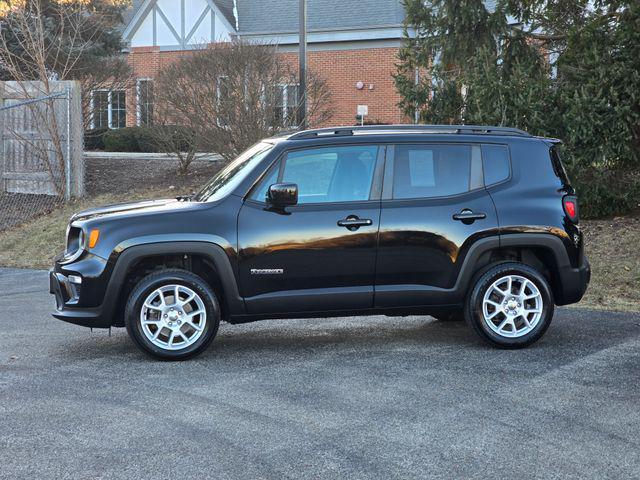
xmin=455 ymin=233 xmax=578 ymax=304
xmin=102 ymin=240 xmax=245 ymax=325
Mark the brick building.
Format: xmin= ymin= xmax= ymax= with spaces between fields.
xmin=90 ymin=0 xmax=409 ymax=130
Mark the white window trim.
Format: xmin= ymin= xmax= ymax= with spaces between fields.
xmin=136 ymin=78 xmax=153 ymax=126
xmin=276 ymin=83 xmax=299 ymax=127
xmin=90 ymin=89 xmax=126 ymax=129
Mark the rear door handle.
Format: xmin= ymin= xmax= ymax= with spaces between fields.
xmin=338 ymin=216 xmax=373 ymax=231
xmin=452 ymin=209 xmax=486 ymax=223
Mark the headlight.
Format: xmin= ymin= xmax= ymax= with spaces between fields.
xmin=62 ymin=225 xmax=85 ymax=263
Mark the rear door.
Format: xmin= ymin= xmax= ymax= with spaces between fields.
xmin=238 ymin=144 xmax=384 ymax=314
xmin=374 ymin=142 xmax=500 ymax=307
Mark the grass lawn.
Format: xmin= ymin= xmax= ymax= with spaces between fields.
xmin=0 ymin=196 xmax=638 ymax=312
xmin=0 ymin=190 xmax=168 ymax=270
xmin=578 ymin=215 xmax=640 ymax=312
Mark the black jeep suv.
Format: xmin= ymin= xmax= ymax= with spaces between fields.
xmin=50 ymin=125 xmax=590 ymax=359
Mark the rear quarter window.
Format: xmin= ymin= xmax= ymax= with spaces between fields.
xmin=481 ymin=144 xmax=511 ymax=186
xmin=550 ymin=146 xmax=571 ymax=186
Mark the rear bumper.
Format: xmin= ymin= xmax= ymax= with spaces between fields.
xmin=49 ymin=269 xmax=112 ymax=329
xmin=556 ymin=256 xmax=591 ymax=306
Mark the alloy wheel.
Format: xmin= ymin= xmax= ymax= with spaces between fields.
xmin=139 ymin=284 xmax=207 ymax=351
xmin=481 ymin=275 xmax=543 ymax=338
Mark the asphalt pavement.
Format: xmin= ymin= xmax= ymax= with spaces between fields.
xmin=1 ymin=267 xmax=639 ymax=480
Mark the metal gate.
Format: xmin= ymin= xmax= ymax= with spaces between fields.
xmin=0 ymin=81 xmax=84 ymax=199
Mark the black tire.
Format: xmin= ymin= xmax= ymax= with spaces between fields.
xmin=125 ymin=269 xmax=220 ymax=360
xmin=464 ymin=262 xmax=554 ymax=349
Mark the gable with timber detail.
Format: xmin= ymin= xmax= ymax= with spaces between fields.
xmin=124 ymin=0 xmax=235 ymax=48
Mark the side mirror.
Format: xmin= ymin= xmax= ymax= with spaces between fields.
xmin=268 ymin=183 xmax=298 ymax=207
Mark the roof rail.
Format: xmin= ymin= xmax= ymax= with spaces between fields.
xmin=287 ymin=124 xmax=531 ymax=140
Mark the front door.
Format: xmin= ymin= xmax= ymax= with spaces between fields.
xmin=374 ymin=142 xmax=500 ymax=307
xmin=238 ymin=144 xmax=384 ymax=314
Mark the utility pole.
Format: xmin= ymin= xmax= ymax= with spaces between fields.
xmin=298 ymin=0 xmax=307 ymax=130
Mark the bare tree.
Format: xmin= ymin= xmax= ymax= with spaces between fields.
xmin=153 ymin=40 xmax=333 ymax=165
xmin=0 ymin=0 xmax=132 ymax=196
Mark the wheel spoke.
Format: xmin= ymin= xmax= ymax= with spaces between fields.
xmin=143 ymin=301 xmax=163 ymax=311
xmin=186 ymin=310 xmax=204 ymax=319
xmin=486 ymin=299 xmax=502 ymax=309
xmin=179 ymin=293 xmax=196 ymax=307
xmin=519 ymin=279 xmax=528 ymax=296
xmin=496 ymin=318 xmax=510 ymax=332
xmin=174 ymin=286 xmax=180 ymax=304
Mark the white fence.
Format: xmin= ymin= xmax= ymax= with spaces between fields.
xmin=0 ymin=81 xmax=84 ymax=199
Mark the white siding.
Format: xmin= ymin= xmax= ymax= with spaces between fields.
xmin=131 ymin=10 xmax=154 ymax=47
xmin=127 ymin=0 xmax=234 ymax=48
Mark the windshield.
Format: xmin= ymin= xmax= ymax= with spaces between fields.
xmin=194 ymin=142 xmax=274 ymax=202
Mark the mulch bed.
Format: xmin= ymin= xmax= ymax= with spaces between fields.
xmin=85 ymin=157 xmax=223 ymax=196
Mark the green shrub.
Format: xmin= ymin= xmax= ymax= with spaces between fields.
xmin=103 ymin=127 xmax=142 ymax=152
xmin=570 ymin=167 xmax=640 ymax=219
xmin=84 ymin=128 xmax=109 ymax=150
xmin=102 ymin=126 xmax=199 ymax=153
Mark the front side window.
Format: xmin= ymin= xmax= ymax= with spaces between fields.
xmin=91 ymin=90 xmax=126 ymax=129
xmin=252 ymin=145 xmax=378 ymax=204
xmin=392 ymin=144 xmax=481 ymax=199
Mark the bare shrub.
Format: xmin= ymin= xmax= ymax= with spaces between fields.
xmin=153 ymin=40 xmax=333 ymax=165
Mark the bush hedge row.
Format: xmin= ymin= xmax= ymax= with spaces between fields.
xmin=84 ymin=126 xmax=197 ymax=153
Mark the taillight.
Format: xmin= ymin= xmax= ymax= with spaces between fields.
xmin=563 ymin=195 xmax=579 ymax=223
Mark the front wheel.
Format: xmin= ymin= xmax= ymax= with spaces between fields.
xmin=465 ymin=262 xmax=554 ymax=348
xmin=125 ymin=269 xmax=220 ymax=360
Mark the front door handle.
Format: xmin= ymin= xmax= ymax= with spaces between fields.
xmin=338 ymin=215 xmax=373 ymax=231
xmin=452 ymin=209 xmax=486 ymax=224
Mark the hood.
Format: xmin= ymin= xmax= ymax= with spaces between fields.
xmin=70 ymin=198 xmax=192 ymax=223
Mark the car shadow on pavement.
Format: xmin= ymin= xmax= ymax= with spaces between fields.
xmin=54 ymin=316 xmax=482 ymax=362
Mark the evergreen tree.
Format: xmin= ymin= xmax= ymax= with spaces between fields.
xmin=395 ymin=0 xmax=640 ymax=217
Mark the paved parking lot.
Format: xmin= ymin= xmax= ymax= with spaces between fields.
xmin=1 ymin=267 xmax=639 ymax=479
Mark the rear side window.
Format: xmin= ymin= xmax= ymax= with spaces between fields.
xmin=482 ymin=145 xmax=510 ymax=186
xmin=392 ymin=144 xmax=481 ymax=199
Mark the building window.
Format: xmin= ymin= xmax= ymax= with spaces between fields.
xmin=137 ymin=79 xmax=154 ymax=126
xmin=92 ymin=90 xmax=109 ymax=129
xmin=91 ymin=90 xmax=126 ymax=129
xmin=272 ymin=84 xmax=299 ymax=127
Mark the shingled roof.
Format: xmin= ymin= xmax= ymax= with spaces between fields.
xmin=236 ymin=0 xmax=404 ymax=34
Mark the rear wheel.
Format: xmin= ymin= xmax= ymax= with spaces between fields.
xmin=125 ymin=269 xmax=220 ymax=360
xmin=465 ymin=262 xmax=554 ymax=348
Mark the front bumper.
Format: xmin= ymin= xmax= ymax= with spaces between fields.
xmin=50 ymin=270 xmax=112 ymax=328
xmin=49 ymin=253 xmax=114 ymax=329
